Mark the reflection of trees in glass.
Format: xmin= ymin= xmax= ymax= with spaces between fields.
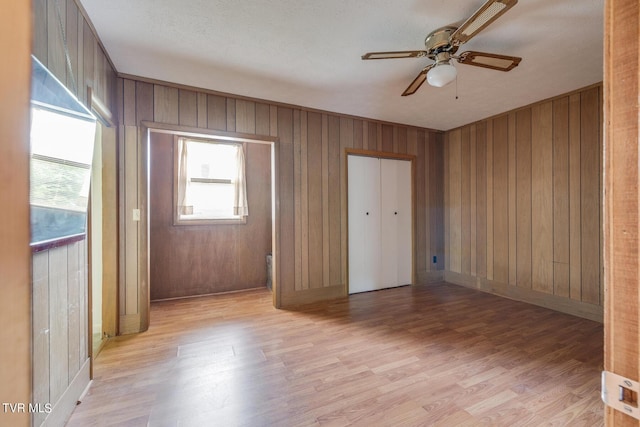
xmin=30 ymin=156 xmax=90 ymax=212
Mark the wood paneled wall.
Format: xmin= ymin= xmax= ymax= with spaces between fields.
xmin=604 ymin=0 xmax=640 ymax=424
xmin=149 ymin=133 xmax=272 ymax=299
xmin=443 ymin=84 xmax=603 ymax=322
xmin=117 ymin=77 xmax=444 ymax=313
xmin=32 ymin=243 xmax=90 ymax=427
xmin=31 ymin=0 xmax=118 ymax=425
xmin=0 ymin=1 xmax=31 ymax=425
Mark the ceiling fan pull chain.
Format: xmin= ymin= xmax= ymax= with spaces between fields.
xmin=455 ymin=75 xmax=459 ymax=100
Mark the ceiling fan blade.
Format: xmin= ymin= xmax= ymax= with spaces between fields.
xmin=456 ymin=51 xmax=521 ymax=71
xmin=450 ymin=0 xmax=518 ymax=45
xmin=362 ymin=51 xmax=428 ymax=60
xmin=401 ymin=65 xmax=434 ymax=96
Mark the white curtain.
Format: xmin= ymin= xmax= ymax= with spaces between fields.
xmin=176 ymin=138 xmax=192 ymax=217
xmin=233 ymin=144 xmax=249 ymax=217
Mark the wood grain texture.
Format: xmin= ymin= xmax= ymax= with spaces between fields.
xmin=568 ymin=93 xmax=582 ymax=301
xmin=444 ymin=84 xmax=603 ymax=320
xmin=307 ymin=112 xmax=324 ymax=288
xmin=486 ymin=120 xmax=494 ymax=281
xmin=444 ymin=132 xmax=450 ymax=272
xmin=516 ymin=109 xmax=532 ymax=289
xmin=32 ymin=252 xmax=50 ymax=427
xmin=604 ymin=1 xmax=639 ymax=425
xmin=553 ymin=97 xmax=570 ymax=297
xmin=531 ymin=102 xmax=553 ymax=294
xmin=476 ymin=123 xmax=487 ymax=278
xmin=507 ymin=113 xmax=517 ymax=286
xmin=67 ymin=284 xmax=604 ymax=426
xmin=461 ymin=126 xmax=471 ymax=275
xmin=117 ymin=74 xmax=444 ymax=312
xmin=430 ymin=134 xmax=445 ymax=271
xmin=580 ymin=88 xmax=600 ymax=305
xmin=178 ymin=89 xmax=198 ymax=127
xmin=492 ymin=116 xmax=509 ymax=285
xmin=449 ymin=129 xmax=462 ymax=273
xmin=322 ymin=115 xmax=330 ymax=287
xmin=1 ymin=5 xmax=32 ymax=420
xmin=470 ymin=125 xmax=477 ymax=277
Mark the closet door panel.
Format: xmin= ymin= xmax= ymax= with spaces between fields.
xmin=396 ymin=159 xmax=413 ymax=285
xmin=380 ymin=159 xmax=399 ymax=288
xmin=348 ymin=155 xmax=381 ymax=293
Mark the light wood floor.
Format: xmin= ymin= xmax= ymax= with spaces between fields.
xmin=67 ymin=283 xmax=603 ymax=426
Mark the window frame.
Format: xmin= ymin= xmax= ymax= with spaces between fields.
xmin=172 ymin=135 xmax=248 ymax=226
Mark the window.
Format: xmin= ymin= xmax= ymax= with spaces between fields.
xmin=29 ymin=55 xmax=97 ymax=246
xmin=174 ymin=137 xmax=248 ymax=225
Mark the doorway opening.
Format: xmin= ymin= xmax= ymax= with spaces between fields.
xmin=142 ymin=124 xmax=280 ymax=310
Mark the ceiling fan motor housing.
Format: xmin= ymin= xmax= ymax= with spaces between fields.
xmin=424 ymin=26 xmax=459 ymax=58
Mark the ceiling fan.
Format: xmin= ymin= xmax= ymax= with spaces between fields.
xmin=362 ymin=0 xmax=522 ymax=96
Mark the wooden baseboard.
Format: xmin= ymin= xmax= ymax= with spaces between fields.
xmin=41 ymin=358 xmax=90 ymax=427
xmin=417 ymin=270 xmax=444 ymax=284
xmin=444 ymin=270 xmax=603 ymax=323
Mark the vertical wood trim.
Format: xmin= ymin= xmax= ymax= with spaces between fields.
xmin=569 ymin=93 xmax=582 ymax=300
xmin=226 ymin=98 xmax=236 ymax=132
xmin=32 ymin=252 xmax=50 ymax=425
xmin=444 ymin=133 xmax=450 ymax=272
xmin=49 ymin=246 xmax=69 ymax=403
xmin=277 ymin=108 xmax=295 ymax=294
xmin=33 ymin=0 xmax=48 ymax=64
xmin=328 ymin=115 xmax=341 ymax=286
xmin=293 ymin=110 xmax=302 ymax=291
xmin=493 ymin=116 xmax=509 ymax=284
xmin=461 ymin=126 xmax=471 ymax=275
xmin=470 ymin=124 xmax=477 ymax=277
xmin=178 ymin=89 xmax=198 ymax=127
xmin=553 ymin=97 xmax=570 ymax=297
xmin=123 ymin=79 xmax=136 ymax=126
xmin=416 ymin=133 xmax=427 ymax=275
xmin=486 ymin=119 xmax=494 ymax=280
xmin=47 ymin=0 xmax=66 ymax=83
xmin=300 ymin=111 xmax=310 ymax=290
xmin=604 ymin=1 xmax=639 ymax=424
xmin=65 ymin=0 xmax=79 ymax=96
xmin=207 ymin=95 xmax=227 ymax=131
xmin=340 ymin=117 xmax=353 ymax=286
xmin=236 ymin=99 xmax=256 ymax=134
xmin=197 ymin=92 xmax=208 ymax=128
xmin=507 ymin=113 xmax=517 ymax=286
xmin=67 ymin=242 xmax=81 ymax=381
xmin=322 ymin=114 xmax=330 ymax=287
xmin=449 ymin=129 xmax=462 ymax=273
xmin=432 ymin=134 xmax=445 ymax=271
xmin=307 ymin=112 xmax=323 ymax=288
xmin=153 ymin=85 xmax=179 ymax=124
xmin=531 ymin=102 xmax=554 ymax=294
xmin=135 ymin=81 xmax=154 ymax=124
xmin=124 ymin=126 xmax=139 ymax=315
xmin=516 ymin=109 xmax=532 ymax=288
xmin=580 ymin=87 xmax=601 ymax=305
xmin=476 ymin=122 xmax=487 ymax=278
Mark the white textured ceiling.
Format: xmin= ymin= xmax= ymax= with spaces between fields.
xmin=78 ymin=0 xmax=603 ymax=131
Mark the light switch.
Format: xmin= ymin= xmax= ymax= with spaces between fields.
xmin=133 ymin=209 xmax=140 ymax=221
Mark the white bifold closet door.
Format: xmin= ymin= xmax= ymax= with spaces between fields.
xmin=348 ymin=155 xmax=412 ymax=294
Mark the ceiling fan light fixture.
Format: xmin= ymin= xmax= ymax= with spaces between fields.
xmin=426 ymin=61 xmax=457 ymax=87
